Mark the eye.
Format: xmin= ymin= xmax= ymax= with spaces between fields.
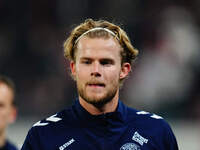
xmin=100 ymin=59 xmax=114 ymax=66
xmin=0 ymin=102 xmax=5 ymax=108
xmin=81 ymin=59 xmax=91 ymax=64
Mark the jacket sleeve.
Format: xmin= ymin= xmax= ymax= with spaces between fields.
xmin=21 ymin=128 xmax=42 ymax=150
xmin=162 ymin=122 xmax=179 ymax=150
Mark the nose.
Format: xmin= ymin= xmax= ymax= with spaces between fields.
xmin=91 ymin=62 xmax=101 ymax=77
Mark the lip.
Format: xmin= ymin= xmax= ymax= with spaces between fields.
xmin=87 ymin=83 xmax=105 ymax=87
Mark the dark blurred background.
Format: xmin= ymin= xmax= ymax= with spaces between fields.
xmin=1 ymin=0 xmax=200 ymax=148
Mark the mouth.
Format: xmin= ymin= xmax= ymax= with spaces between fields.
xmin=87 ymin=83 xmax=105 ymax=87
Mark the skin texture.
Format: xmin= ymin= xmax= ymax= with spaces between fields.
xmin=70 ymin=36 xmax=131 ymax=115
xmin=0 ymin=83 xmax=16 ymax=147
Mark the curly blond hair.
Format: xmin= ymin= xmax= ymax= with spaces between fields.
xmin=64 ymin=19 xmax=138 ymax=64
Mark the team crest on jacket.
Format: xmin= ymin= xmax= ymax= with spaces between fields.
xmin=120 ymin=143 xmax=141 ymax=150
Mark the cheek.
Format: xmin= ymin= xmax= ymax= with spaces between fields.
xmin=0 ymin=108 xmax=10 ymax=121
xmin=76 ymin=70 xmax=89 ymax=87
xmin=76 ymin=68 xmax=88 ymax=80
xmin=105 ymin=69 xmax=121 ymax=82
xmin=75 ymin=64 xmax=86 ymax=79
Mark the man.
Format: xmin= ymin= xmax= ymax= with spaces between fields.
xmin=0 ymin=75 xmax=18 ymax=150
xmin=21 ymin=19 xmax=178 ymax=150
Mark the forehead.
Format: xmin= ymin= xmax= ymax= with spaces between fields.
xmin=76 ymin=37 xmax=122 ymax=58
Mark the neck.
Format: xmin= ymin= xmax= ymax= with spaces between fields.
xmin=0 ymin=130 xmax=6 ymax=148
xmin=79 ymin=91 xmax=119 ymax=115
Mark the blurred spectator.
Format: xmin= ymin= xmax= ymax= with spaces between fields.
xmin=0 ymin=75 xmax=18 ymax=150
xmin=124 ymin=6 xmax=200 ymax=119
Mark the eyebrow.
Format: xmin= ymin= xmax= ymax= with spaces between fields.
xmin=80 ymin=57 xmax=114 ymax=60
xmin=80 ymin=57 xmax=92 ymax=60
xmin=100 ymin=58 xmax=114 ymax=63
xmin=79 ymin=57 xmax=115 ymax=65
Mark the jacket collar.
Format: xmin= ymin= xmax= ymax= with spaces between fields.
xmin=73 ymin=98 xmax=127 ymax=125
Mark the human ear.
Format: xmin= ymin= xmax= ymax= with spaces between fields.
xmin=120 ymin=63 xmax=131 ymax=79
xmin=70 ymin=61 xmax=76 ymax=77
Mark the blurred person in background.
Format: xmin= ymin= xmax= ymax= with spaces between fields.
xmin=0 ymin=75 xmax=18 ymax=150
xmin=21 ymin=19 xmax=178 ymax=150
xmin=124 ymin=6 xmax=200 ymax=118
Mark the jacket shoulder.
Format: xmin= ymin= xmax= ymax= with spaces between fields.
xmin=126 ymin=107 xmax=173 ymax=133
xmin=31 ymin=106 xmax=75 ymax=130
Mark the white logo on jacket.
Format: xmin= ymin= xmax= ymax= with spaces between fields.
xmin=132 ymin=131 xmax=148 ymax=146
xmin=59 ymin=138 xmax=75 ymax=150
xmin=33 ymin=114 xmax=62 ymax=127
xmin=120 ymin=143 xmax=140 ymax=150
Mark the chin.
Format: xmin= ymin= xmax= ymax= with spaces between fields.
xmin=82 ymin=94 xmax=114 ymax=108
xmin=78 ymin=86 xmax=118 ymax=108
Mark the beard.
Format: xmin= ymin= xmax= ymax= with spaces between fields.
xmin=77 ymin=81 xmax=119 ymax=108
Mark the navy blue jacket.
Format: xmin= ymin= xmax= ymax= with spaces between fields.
xmin=21 ymin=100 xmax=178 ymax=150
xmin=0 ymin=140 xmax=18 ymax=150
